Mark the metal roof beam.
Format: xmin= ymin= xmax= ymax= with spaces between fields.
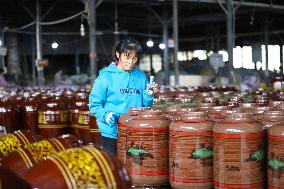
xmin=179 ymin=0 xmax=284 ymax=10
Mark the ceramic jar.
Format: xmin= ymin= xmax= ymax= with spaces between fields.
xmin=0 ymin=134 xmax=79 ymax=189
xmin=21 ymin=96 xmax=40 ymax=135
xmin=268 ymin=122 xmax=284 ymax=189
xmin=38 ymin=101 xmax=68 ymax=139
xmin=169 ymin=112 xmax=214 ymax=189
xmin=23 ymin=146 xmax=132 ymax=189
xmin=0 ymin=96 xmax=20 ymax=133
xmin=0 ymin=130 xmax=38 ymax=160
xmin=89 ymin=115 xmax=102 ymax=147
xmin=213 ymin=113 xmax=264 ymax=189
xmin=126 ymin=114 xmax=170 ymax=187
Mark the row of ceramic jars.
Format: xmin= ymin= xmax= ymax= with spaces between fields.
xmin=117 ymin=106 xmax=284 ymax=189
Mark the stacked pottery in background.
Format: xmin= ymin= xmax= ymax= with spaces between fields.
xmin=213 ymin=113 xmax=264 ymax=189
xmin=126 ymin=113 xmax=170 ymax=187
xmin=169 ymin=112 xmax=214 ymax=189
xmin=268 ymin=122 xmax=284 ymax=189
xmin=117 ymin=107 xmax=150 ymax=166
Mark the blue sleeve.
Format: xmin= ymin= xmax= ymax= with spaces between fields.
xmin=142 ymin=80 xmax=154 ymax=107
xmin=89 ymin=76 xmax=108 ymax=123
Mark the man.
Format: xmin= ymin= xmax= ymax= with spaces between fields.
xmin=89 ymin=37 xmax=158 ymax=155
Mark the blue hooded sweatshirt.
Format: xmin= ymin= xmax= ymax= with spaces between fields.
xmin=89 ymin=63 xmax=154 ymax=139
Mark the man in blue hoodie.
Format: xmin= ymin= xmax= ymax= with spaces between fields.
xmin=89 ymin=37 xmax=158 ymax=155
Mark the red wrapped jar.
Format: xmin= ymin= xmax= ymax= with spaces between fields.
xmin=38 ymin=101 xmax=68 ymax=139
xmin=268 ymin=122 xmax=284 ymax=189
xmin=169 ymin=112 xmax=214 ymax=189
xmin=126 ymin=114 xmax=170 ymax=187
xmin=117 ymin=113 xmax=139 ymax=166
xmin=213 ymin=113 xmax=264 ymax=189
xmin=23 ymin=146 xmax=132 ymax=189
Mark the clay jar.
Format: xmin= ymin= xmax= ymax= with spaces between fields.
xmin=69 ymin=97 xmax=90 ymax=144
xmin=169 ymin=112 xmax=214 ymax=189
xmin=213 ymin=113 xmax=264 ymax=189
xmin=268 ymin=122 xmax=284 ymax=189
xmin=0 ymin=134 xmax=79 ymax=189
xmin=261 ymin=111 xmax=284 ymax=131
xmin=0 ymin=96 xmax=20 ymax=133
xmin=21 ymin=96 xmax=40 ymax=135
xmin=207 ymin=106 xmax=230 ymax=122
xmin=89 ymin=115 xmax=102 ymax=147
xmin=0 ymin=130 xmax=38 ymax=160
xmin=23 ymin=146 xmax=132 ymax=189
xmin=252 ymin=106 xmax=274 ymax=122
xmin=38 ymin=100 xmax=68 ymax=139
xmin=117 ymin=107 xmax=151 ymax=166
xmin=126 ymin=114 xmax=170 ymax=187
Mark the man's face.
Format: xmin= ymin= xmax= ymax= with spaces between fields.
xmin=116 ymin=51 xmax=138 ymax=71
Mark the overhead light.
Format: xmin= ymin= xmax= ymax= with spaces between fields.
xmin=51 ymin=42 xmax=58 ymax=49
xmin=146 ymin=39 xmax=154 ymax=47
xmin=80 ymin=23 xmax=85 ymax=37
xmin=159 ymin=43 xmax=165 ymax=49
xmin=0 ymin=40 xmax=2 ymax=46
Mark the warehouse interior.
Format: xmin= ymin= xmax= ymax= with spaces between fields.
xmin=1 ymin=1 xmax=284 ymax=189
xmin=0 ymin=0 xmax=284 ymax=88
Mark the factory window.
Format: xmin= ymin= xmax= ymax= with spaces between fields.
xmin=218 ymin=50 xmax=228 ymax=62
xmin=261 ymin=45 xmax=281 ymax=71
xmin=193 ymin=50 xmax=207 ymax=60
xmin=140 ymin=54 xmax=162 ymax=73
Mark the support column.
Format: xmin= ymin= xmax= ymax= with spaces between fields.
xmin=264 ymin=16 xmax=269 ymax=77
xmin=163 ymin=6 xmax=169 ymax=85
xmin=226 ymin=0 xmax=235 ymax=84
xmin=173 ymin=0 xmax=179 ymax=85
xmin=88 ymin=0 xmax=97 ymax=79
xmin=75 ymin=44 xmax=80 ymax=74
xmin=32 ymin=37 xmax=36 ymax=85
xmin=114 ymin=3 xmax=119 ymax=43
xmin=280 ymin=44 xmax=283 ymax=75
xmin=36 ymin=0 xmax=44 ymax=85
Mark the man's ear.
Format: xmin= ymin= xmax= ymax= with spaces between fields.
xmin=116 ymin=52 xmax=120 ymax=59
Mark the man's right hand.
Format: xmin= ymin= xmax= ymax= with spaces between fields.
xmin=105 ymin=112 xmax=120 ymax=126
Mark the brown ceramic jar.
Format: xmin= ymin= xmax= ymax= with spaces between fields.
xmin=0 ymin=96 xmax=20 ymax=133
xmin=252 ymin=106 xmax=274 ymax=122
xmin=126 ymin=114 xmax=170 ymax=187
xmin=268 ymin=122 xmax=284 ymax=189
xmin=89 ymin=115 xmax=102 ymax=147
xmin=0 ymin=134 xmax=79 ymax=189
xmin=169 ymin=112 xmax=214 ymax=189
xmin=69 ymin=97 xmax=90 ymax=144
xmin=23 ymin=146 xmax=132 ymax=189
xmin=38 ymin=101 xmax=68 ymax=139
xmin=0 ymin=130 xmax=38 ymax=160
xmin=21 ymin=97 xmax=40 ymax=135
xmin=213 ymin=113 xmax=264 ymax=189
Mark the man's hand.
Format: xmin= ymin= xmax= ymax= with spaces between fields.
xmin=146 ymin=82 xmax=159 ymax=95
xmin=105 ymin=112 xmax=120 ymax=126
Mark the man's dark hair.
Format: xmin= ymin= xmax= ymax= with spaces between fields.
xmin=112 ymin=37 xmax=142 ymax=62
xmin=0 ymin=68 xmax=4 ymax=74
